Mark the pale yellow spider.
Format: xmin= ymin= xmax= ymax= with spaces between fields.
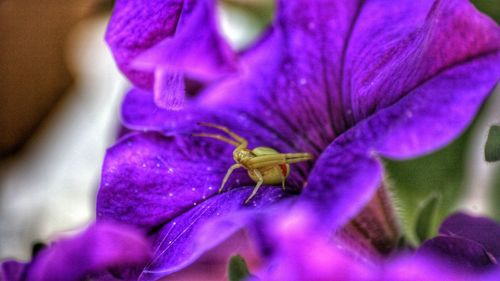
xmin=194 ymin=122 xmax=312 ymax=204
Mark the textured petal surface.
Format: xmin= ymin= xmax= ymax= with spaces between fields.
xmin=27 ymin=223 xmax=151 ymax=281
xmin=138 ymin=187 xmax=289 ymax=281
xmin=97 ymin=132 xmax=255 ymax=229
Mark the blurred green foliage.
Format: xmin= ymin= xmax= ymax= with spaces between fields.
xmin=472 ymin=0 xmax=500 ymax=23
xmin=485 ymin=125 xmax=500 ymax=162
xmin=385 ymin=128 xmax=469 ymax=245
xmin=227 ymin=255 xmax=252 ymax=281
xmin=415 ymin=194 xmax=441 ymax=244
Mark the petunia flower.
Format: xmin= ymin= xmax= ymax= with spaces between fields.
xmin=257 ymin=209 xmax=500 ymax=281
xmin=0 ymin=222 xmax=151 ymax=281
xmin=98 ymin=0 xmax=500 ymax=280
xmin=418 ymin=212 xmax=500 ymax=272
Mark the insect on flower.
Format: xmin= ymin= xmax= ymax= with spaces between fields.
xmin=194 ymin=122 xmax=312 ymax=203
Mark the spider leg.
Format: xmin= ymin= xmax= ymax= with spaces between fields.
xmin=197 ymin=122 xmax=248 ymax=147
xmin=280 ymin=171 xmax=286 ymax=191
xmin=244 ymin=153 xmax=312 ymax=169
xmin=245 ymin=169 xmax=264 ymax=204
xmin=192 ymin=133 xmax=240 ymax=147
xmin=219 ymin=163 xmax=243 ymax=193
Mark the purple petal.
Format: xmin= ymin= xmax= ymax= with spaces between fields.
xmin=419 ymin=236 xmax=496 ymax=272
xmin=298 ymin=49 xmax=499 ymax=230
xmin=1 ymin=260 xmax=28 ymax=281
xmin=154 ymin=70 xmax=185 ymax=110
xmin=106 ymin=0 xmax=183 ymax=88
xmin=375 ymin=51 xmax=500 ymax=159
xmin=345 ymin=0 xmax=500 ymax=122
xmin=384 ymin=254 xmax=477 ymax=281
xmin=138 ymin=187 xmax=289 ymax=281
xmin=107 ymin=0 xmax=235 ymax=90
xmin=97 ymin=132 xmax=255 ymax=229
xmin=439 ymin=212 xmax=500 ymax=262
xmin=27 ymin=223 xmax=151 ymax=281
xmin=133 ymin=0 xmax=237 ymax=81
xmin=298 ymin=134 xmax=383 ymax=229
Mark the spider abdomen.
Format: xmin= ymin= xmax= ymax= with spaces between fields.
xmin=247 ymin=164 xmax=290 ymax=185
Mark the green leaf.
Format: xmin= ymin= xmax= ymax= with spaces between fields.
xmin=228 ymin=255 xmax=252 ymax=281
xmin=485 ymin=125 xmax=500 ymax=162
xmin=385 ymin=130 xmax=468 ymax=246
xmin=415 ymin=195 xmax=441 ymax=243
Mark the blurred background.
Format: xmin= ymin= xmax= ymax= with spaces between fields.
xmin=0 ymin=0 xmax=498 ymax=260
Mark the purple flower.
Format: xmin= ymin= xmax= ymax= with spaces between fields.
xmin=98 ymin=0 xmax=500 ymax=279
xmin=258 ymin=210 xmax=500 ymax=281
xmin=418 ymin=212 xmax=500 ymax=272
xmin=0 ymin=223 xmax=151 ymax=281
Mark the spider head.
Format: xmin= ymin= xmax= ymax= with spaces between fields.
xmin=233 ymin=148 xmax=254 ymax=163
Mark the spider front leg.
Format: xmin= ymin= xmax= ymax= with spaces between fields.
xmin=219 ymin=163 xmax=243 ymax=193
xmin=245 ymin=169 xmax=264 ymax=204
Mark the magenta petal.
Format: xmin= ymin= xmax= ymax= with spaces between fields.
xmin=385 ymin=254 xmax=477 ymax=281
xmin=97 ymin=132 xmax=252 ymax=229
xmin=138 ymin=187 xmax=289 ymax=281
xmin=27 ymin=223 xmax=151 ymax=281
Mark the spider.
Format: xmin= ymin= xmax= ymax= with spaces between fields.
xmin=194 ymin=122 xmax=312 ymax=204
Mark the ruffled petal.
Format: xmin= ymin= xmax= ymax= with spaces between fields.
xmin=106 ymin=0 xmax=183 ymax=88
xmin=107 ymin=0 xmax=236 ymax=93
